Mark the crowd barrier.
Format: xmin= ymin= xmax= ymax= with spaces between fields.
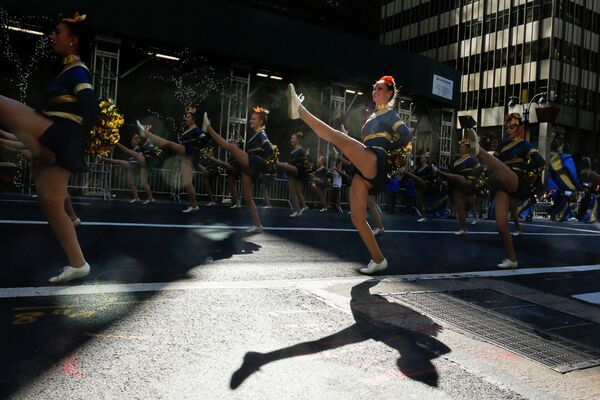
xmin=19 ymin=159 xmax=548 ymax=220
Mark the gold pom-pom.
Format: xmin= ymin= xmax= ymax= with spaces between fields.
xmin=387 ymin=141 xmax=413 ymax=177
xmin=85 ymin=98 xmax=124 ymax=156
xmin=263 ymin=144 xmax=279 ymax=170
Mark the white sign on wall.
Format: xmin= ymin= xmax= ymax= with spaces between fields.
xmin=432 ymin=74 xmax=453 ymax=101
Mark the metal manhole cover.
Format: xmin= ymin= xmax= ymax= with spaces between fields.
xmin=386 ymin=292 xmax=600 ymax=373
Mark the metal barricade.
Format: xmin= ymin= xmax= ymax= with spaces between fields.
xmin=533 ymin=202 xmax=552 ymax=219
xmin=68 ymin=156 xmax=110 ymax=200
xmin=108 ymin=164 xmax=180 ymax=202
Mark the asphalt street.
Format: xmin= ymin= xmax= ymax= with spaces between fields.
xmin=1 ymin=197 xmax=599 ymax=399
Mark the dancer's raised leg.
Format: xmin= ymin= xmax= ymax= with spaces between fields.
xmin=205 ymin=124 xmax=250 ymax=169
xmin=286 ymin=85 xmax=377 ymax=178
xmin=466 ymin=129 xmax=518 ymax=192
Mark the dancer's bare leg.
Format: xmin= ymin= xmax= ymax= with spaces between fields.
xmin=350 ymin=176 xmax=384 ymax=263
xmin=196 ymin=164 xmax=215 ymax=203
xmin=437 ymin=171 xmax=472 ymax=191
xmin=451 ymin=190 xmax=467 ymax=230
xmin=0 ymin=138 xmax=27 ymax=151
xmin=288 ymin=178 xmax=300 ymax=212
xmin=0 ymin=96 xmax=55 ymax=162
xmin=206 ymin=126 xmax=250 ymax=169
xmin=310 ymin=184 xmax=326 ymax=209
xmin=227 ymin=174 xmax=240 ymax=205
xmin=63 ymin=193 xmax=79 ymax=222
xmin=141 ymin=130 xmax=186 ymax=156
xmin=466 ymin=195 xmax=478 ymax=220
xmin=495 ymin=191 xmax=517 ymax=262
xmin=35 ymin=164 xmax=86 ymax=267
xmin=367 ymin=195 xmax=384 ymax=231
xmin=126 ymin=170 xmax=140 ymax=200
xmin=262 ymin=178 xmax=272 ymax=208
xmin=510 ymin=199 xmax=521 ymax=232
xmin=140 ymin=168 xmax=154 ymax=201
xmin=474 ymin=151 xmax=518 ymax=193
xmin=297 ymin=182 xmax=307 ymax=210
xmin=116 ymin=143 xmax=145 ymax=164
xmin=296 ymin=107 xmax=377 ymax=179
xmin=0 ymin=128 xmax=19 ymax=141
xmin=241 ymin=173 xmax=261 ymax=227
xmin=181 ymin=158 xmax=198 ymax=207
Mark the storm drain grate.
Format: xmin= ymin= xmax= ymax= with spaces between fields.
xmin=386 ymin=292 xmax=600 ymax=373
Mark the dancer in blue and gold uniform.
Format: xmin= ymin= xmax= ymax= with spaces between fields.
xmin=137 ymin=106 xmax=211 ymax=213
xmin=0 ymin=12 xmax=98 ymax=282
xmin=404 ymin=152 xmax=437 ymax=223
xmin=467 ymin=113 xmax=545 ymax=268
xmin=277 ymin=131 xmax=312 ymax=217
xmin=202 ymin=107 xmax=274 ymax=232
xmin=286 ymin=76 xmax=411 ymax=274
xmin=99 ymin=133 xmax=155 ymax=204
xmin=434 ymin=139 xmax=481 ymax=233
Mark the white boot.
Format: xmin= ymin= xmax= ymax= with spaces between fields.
xmin=202 ymin=112 xmax=211 ymax=132
xmin=285 ymin=84 xmax=304 ymax=120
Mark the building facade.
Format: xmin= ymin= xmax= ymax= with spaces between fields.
xmin=380 ymin=0 xmax=600 ymax=166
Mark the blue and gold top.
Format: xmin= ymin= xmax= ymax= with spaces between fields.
xmin=290 ymin=146 xmax=306 ymax=165
xmin=451 ymin=155 xmax=480 ymax=181
xmin=180 ymin=126 xmax=212 ymax=154
xmin=42 ymin=62 xmax=99 ymax=132
xmin=247 ymin=129 xmax=274 ymax=160
xmin=415 ymin=164 xmax=436 ymax=184
xmin=129 ymin=146 xmax=143 ymax=161
xmin=360 ymin=109 xmax=412 ymax=151
xmin=494 ymin=139 xmax=545 ymax=174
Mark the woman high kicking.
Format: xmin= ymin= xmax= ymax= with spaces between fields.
xmin=285 ymin=77 xmax=411 ymax=274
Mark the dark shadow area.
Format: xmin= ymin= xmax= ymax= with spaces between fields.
xmin=0 ymin=203 xmax=261 ymax=398
xmin=230 ymin=280 xmax=451 ymax=389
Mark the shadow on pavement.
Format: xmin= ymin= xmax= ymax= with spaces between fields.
xmin=0 ymin=227 xmax=259 ymax=398
xmin=230 ymin=280 xmax=450 ymax=388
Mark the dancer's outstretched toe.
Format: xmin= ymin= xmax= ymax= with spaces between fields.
xmin=286 ymin=84 xmax=304 ymax=120
xmin=465 ymin=128 xmax=480 ymax=157
xmin=202 ymin=112 xmax=211 ymax=132
xmin=135 ymin=120 xmax=147 ymax=138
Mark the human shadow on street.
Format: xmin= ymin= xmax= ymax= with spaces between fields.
xmin=230 ymin=280 xmax=451 ymax=389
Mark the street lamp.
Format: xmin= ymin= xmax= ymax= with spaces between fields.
xmin=507 ymin=93 xmax=548 ymax=124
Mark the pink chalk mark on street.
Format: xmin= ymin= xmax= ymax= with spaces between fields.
xmin=60 ymin=353 xmax=83 ymax=378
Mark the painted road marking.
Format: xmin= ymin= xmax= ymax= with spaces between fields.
xmin=1 ymin=219 xmax=599 ymax=236
xmin=1 ymin=264 xmax=599 ymax=299
xmin=573 ymin=292 xmax=600 ymax=305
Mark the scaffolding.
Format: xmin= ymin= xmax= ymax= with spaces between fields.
xmin=438 ymin=110 xmax=454 ymax=170
xmin=69 ymin=36 xmax=121 ymax=199
xmin=219 ymin=68 xmax=251 ymax=154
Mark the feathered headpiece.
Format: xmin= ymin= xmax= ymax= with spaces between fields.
xmin=504 ymin=112 xmax=522 ymax=125
xmin=63 ymin=11 xmax=87 ymax=23
xmin=252 ymin=106 xmax=269 ymax=114
xmin=378 ymin=76 xmax=395 ymax=86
